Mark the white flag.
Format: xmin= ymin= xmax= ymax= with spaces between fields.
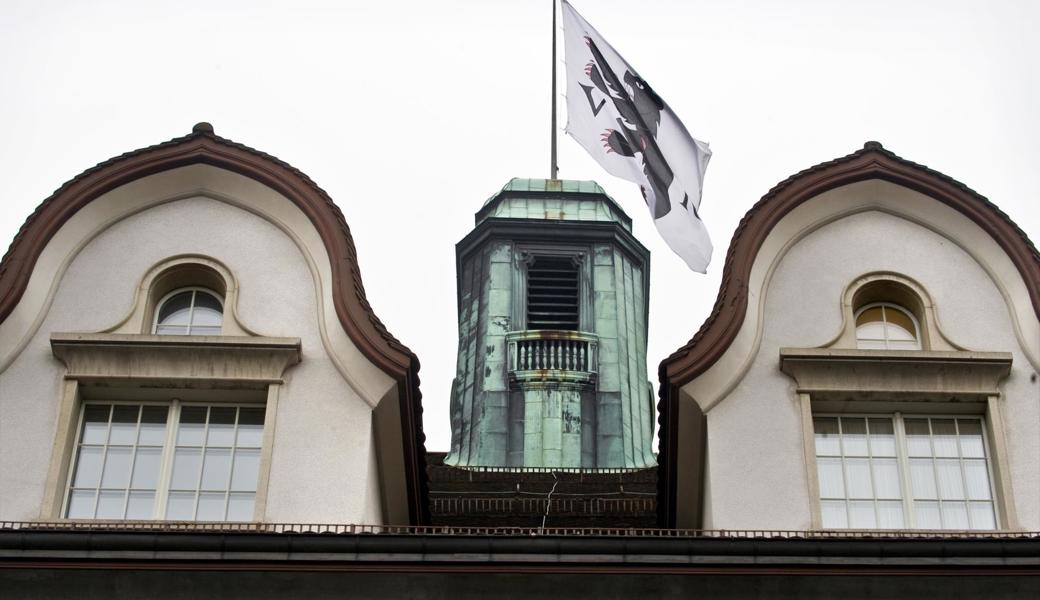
xmin=562 ymin=1 xmax=712 ymax=272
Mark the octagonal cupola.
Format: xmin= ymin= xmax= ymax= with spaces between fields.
xmin=445 ymin=178 xmax=655 ymax=469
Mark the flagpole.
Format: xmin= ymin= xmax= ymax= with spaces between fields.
xmin=550 ymin=0 xmax=559 ymax=180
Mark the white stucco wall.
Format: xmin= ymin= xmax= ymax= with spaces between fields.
xmin=693 ymin=181 xmax=1040 ymax=531
xmin=0 ymin=166 xmax=392 ymax=524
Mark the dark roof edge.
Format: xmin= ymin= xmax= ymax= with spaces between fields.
xmin=3 ymin=529 xmax=1040 ymax=571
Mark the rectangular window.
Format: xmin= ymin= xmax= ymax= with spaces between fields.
xmin=526 ymin=257 xmax=579 ymax=330
xmin=814 ymin=414 xmax=997 ymax=530
xmin=64 ymin=402 xmax=264 ymax=521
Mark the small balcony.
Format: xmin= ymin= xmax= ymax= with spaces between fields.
xmin=506 ymin=330 xmax=598 ymax=387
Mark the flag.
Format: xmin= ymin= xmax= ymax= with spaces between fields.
xmin=561 ymin=0 xmax=713 ymax=272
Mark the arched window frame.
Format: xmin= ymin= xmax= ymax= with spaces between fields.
xmin=825 ymin=272 xmax=967 ymax=353
xmin=854 ymin=301 xmax=922 ymax=351
xmin=152 ymin=286 xmax=225 ymax=336
xmin=95 ymin=256 xmax=255 ymax=337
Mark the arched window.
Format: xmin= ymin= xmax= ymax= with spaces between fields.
xmin=855 ymin=302 xmax=920 ymax=350
xmin=154 ymin=287 xmax=223 ymax=335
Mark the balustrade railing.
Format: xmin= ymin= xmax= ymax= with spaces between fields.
xmin=506 ymin=330 xmax=597 ymax=385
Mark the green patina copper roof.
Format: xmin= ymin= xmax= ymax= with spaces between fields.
xmin=476 ymin=178 xmax=633 ymax=230
xmin=489 ymin=178 xmax=608 ymax=197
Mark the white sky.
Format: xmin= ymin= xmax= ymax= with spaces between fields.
xmin=2 ymin=0 xmax=1038 ymax=451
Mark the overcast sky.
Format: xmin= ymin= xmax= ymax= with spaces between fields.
xmin=2 ymin=0 xmax=1038 ymax=451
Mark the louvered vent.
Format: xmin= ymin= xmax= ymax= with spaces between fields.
xmin=527 ymin=257 xmax=579 ymax=330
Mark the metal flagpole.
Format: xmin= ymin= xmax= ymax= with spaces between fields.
xmin=550 ymin=0 xmax=559 ymax=180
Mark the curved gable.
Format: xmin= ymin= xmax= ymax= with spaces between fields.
xmin=0 ymin=124 xmax=428 ymax=524
xmin=657 ymin=142 xmax=1040 ymax=527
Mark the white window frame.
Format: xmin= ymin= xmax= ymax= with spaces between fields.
xmin=61 ymin=399 xmax=266 ymax=521
xmin=152 ymin=286 xmax=225 ymax=335
xmin=813 ymin=412 xmax=1000 ymax=530
xmin=854 ymin=302 xmax=922 ymax=350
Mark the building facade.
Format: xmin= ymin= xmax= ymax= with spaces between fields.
xmin=659 ymin=142 xmax=1040 ymax=533
xmin=0 ymin=124 xmax=428 ymax=528
xmin=1 ymin=134 xmax=1038 ymax=597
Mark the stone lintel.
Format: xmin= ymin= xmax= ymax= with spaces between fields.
xmin=50 ymin=333 xmax=302 ymax=384
xmin=779 ymin=348 xmax=1013 ymax=399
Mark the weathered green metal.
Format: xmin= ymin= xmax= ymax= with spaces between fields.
xmin=445 ymin=179 xmax=656 ymax=469
xmin=476 ymin=178 xmax=633 ymax=230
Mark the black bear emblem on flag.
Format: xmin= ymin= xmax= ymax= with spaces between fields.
xmin=579 ymin=37 xmax=685 ymax=220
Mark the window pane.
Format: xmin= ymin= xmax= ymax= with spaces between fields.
xmin=909 ymin=459 xmax=937 ymax=499
xmin=81 ymin=405 xmax=110 ymax=444
xmin=841 ymin=418 xmax=868 ymax=456
xmin=192 ymin=291 xmax=222 ymax=321
xmin=207 ymin=407 xmax=237 ymax=447
xmin=821 ymin=500 xmax=847 ymax=528
xmin=872 ymin=458 xmax=902 ymax=500
xmin=156 ymin=324 xmax=189 ymax=335
xmin=845 ymin=458 xmax=872 ymax=498
xmin=227 ymin=493 xmax=255 ymax=522
xmin=201 ymin=449 xmax=232 ymax=490
xmin=66 ymin=402 xmax=267 ymax=522
xmin=904 ymin=419 xmax=932 ymax=457
xmin=867 ymin=418 xmax=895 ymax=456
xmin=166 ymin=491 xmax=196 ymax=520
xmin=969 ymin=502 xmax=996 ymax=530
xmin=193 ymin=290 xmax=222 ymax=311
xmin=192 ymin=308 xmax=223 ymax=329
xmin=177 ymin=407 xmax=207 ymax=446
xmin=877 ymin=501 xmax=905 ymax=528
xmin=856 ymin=323 xmax=887 ymax=341
xmin=109 ymin=405 xmax=139 ymax=445
xmin=963 ymin=460 xmax=992 ymax=500
xmin=936 ymin=459 xmax=965 ymax=500
xmin=856 ymin=307 xmax=885 ymax=327
xmin=237 ymin=408 xmax=265 ymax=448
xmin=158 ymin=291 xmax=193 ymax=326
xmin=170 ymin=448 xmax=202 ymax=489
xmin=72 ymin=446 xmax=104 ymax=488
xmin=96 ymin=490 xmax=126 ymax=519
xmin=958 ymin=420 xmax=985 ymax=458
xmin=814 ymin=417 xmax=840 ymax=456
xmin=139 ymin=406 xmax=168 ymax=445
xmin=931 ymin=419 xmax=958 ymax=457
xmin=848 ymin=501 xmax=876 ymax=528
xmin=914 ymin=501 xmax=942 ymax=529
xmin=101 ymin=447 xmax=132 ymax=488
xmin=67 ymin=490 xmax=96 ymax=518
xmin=131 ymin=447 xmax=162 ymax=489
xmin=817 ymin=457 xmax=845 ymax=498
xmin=884 ymin=308 xmax=917 ymax=342
xmin=125 ymin=491 xmax=155 ymax=519
xmin=197 ymin=492 xmax=226 ymax=521
xmin=942 ymin=502 xmax=969 ymax=529
xmin=231 ymin=449 xmax=261 ymax=492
